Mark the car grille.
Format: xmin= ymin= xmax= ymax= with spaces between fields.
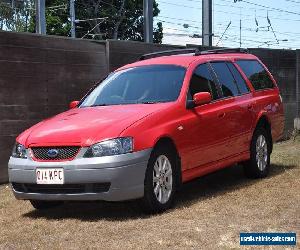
xmin=31 ymin=146 xmax=80 ymax=161
xmin=12 ymin=183 xmax=111 ymax=194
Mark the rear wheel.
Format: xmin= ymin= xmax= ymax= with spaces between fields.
xmin=30 ymin=200 xmax=63 ymax=210
xmin=141 ymin=146 xmax=177 ymax=213
xmin=244 ymin=127 xmax=271 ymax=178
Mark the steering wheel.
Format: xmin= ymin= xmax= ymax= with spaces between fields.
xmin=137 ymin=89 xmax=151 ymax=102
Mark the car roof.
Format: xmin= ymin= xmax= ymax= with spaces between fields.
xmin=117 ymin=52 xmax=259 ymax=71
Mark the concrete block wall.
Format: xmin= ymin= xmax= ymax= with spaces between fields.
xmin=106 ymin=40 xmax=182 ymax=71
xmin=0 ymin=31 xmax=108 ymax=183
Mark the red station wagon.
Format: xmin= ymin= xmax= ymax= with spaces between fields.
xmin=8 ymin=48 xmax=285 ymax=213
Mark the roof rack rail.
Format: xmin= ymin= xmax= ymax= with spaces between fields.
xmin=139 ymin=48 xmax=198 ymax=60
xmin=138 ymin=47 xmax=249 ymax=61
xmin=196 ymin=48 xmax=249 ymax=55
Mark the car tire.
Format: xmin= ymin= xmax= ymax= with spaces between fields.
xmin=30 ymin=200 xmax=63 ymax=210
xmin=244 ymin=127 xmax=272 ymax=178
xmin=141 ymin=145 xmax=177 ymax=213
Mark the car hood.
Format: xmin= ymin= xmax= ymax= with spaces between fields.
xmin=18 ymin=104 xmax=169 ymax=147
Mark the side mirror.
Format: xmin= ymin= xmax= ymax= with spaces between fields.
xmin=69 ymin=101 xmax=79 ymax=109
xmin=193 ymin=92 xmax=212 ymax=106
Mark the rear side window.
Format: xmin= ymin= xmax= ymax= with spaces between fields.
xmin=210 ymin=62 xmax=239 ymax=97
xmin=227 ymin=63 xmax=249 ymax=94
xmin=236 ymin=60 xmax=274 ymax=90
xmin=188 ymin=64 xmax=219 ymax=100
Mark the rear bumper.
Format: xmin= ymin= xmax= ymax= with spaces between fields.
xmin=8 ymin=148 xmax=152 ymax=201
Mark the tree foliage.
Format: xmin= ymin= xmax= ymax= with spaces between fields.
xmin=75 ymin=0 xmax=163 ymax=43
xmin=27 ymin=0 xmax=70 ymax=36
xmin=1 ymin=0 xmax=163 ymax=43
xmin=0 ymin=0 xmax=33 ymax=32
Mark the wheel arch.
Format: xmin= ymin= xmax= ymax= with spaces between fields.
xmin=253 ymin=114 xmax=273 ymax=152
xmin=152 ymin=136 xmax=182 ymax=188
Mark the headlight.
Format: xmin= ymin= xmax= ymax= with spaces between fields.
xmin=12 ymin=143 xmax=27 ymax=159
xmin=84 ymin=137 xmax=133 ymax=157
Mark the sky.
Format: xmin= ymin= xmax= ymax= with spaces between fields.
xmin=154 ymin=0 xmax=300 ymax=49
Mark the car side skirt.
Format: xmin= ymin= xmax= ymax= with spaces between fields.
xmin=182 ymin=151 xmax=250 ymax=183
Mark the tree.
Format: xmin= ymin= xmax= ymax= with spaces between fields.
xmin=0 ymin=0 xmax=34 ymax=32
xmin=45 ymin=2 xmax=70 ymax=36
xmin=2 ymin=0 xmax=163 ymax=43
xmin=30 ymin=0 xmax=163 ymax=43
xmin=28 ymin=0 xmax=70 ymax=36
xmin=74 ymin=0 xmax=163 ymax=43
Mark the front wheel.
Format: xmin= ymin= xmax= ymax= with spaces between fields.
xmin=244 ymin=127 xmax=271 ymax=178
xmin=141 ymin=146 xmax=177 ymax=213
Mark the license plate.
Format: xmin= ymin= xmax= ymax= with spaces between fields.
xmin=36 ymin=168 xmax=64 ymax=184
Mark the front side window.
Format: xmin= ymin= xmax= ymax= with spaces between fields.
xmin=236 ymin=60 xmax=274 ymax=90
xmin=80 ymin=65 xmax=186 ymax=107
xmin=210 ymin=62 xmax=239 ymax=97
xmin=188 ymin=63 xmax=219 ymax=100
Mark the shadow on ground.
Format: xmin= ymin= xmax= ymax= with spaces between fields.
xmin=23 ymin=163 xmax=297 ymax=221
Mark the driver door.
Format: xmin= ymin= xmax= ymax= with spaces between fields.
xmin=182 ymin=63 xmax=231 ymax=169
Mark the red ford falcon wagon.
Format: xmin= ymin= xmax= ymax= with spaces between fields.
xmin=8 ymin=48 xmax=284 ymax=213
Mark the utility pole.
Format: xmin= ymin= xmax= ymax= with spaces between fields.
xmin=143 ymin=0 xmax=153 ymax=43
xmin=202 ymin=0 xmax=212 ymax=46
xmin=239 ymin=7 xmax=242 ymax=47
xmin=240 ymin=18 xmax=242 ymax=47
xmin=70 ymin=0 xmax=76 ymax=38
xmin=35 ymin=0 xmax=46 ymax=34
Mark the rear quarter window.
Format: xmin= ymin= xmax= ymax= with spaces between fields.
xmin=236 ymin=60 xmax=274 ymax=90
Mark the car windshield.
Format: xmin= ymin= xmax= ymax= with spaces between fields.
xmin=80 ymin=65 xmax=186 ymax=107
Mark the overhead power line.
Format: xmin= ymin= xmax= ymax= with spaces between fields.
xmin=81 ymin=22 xmax=103 ymax=39
xmin=284 ymin=0 xmax=300 ymax=4
xmin=47 ymin=4 xmax=67 ymax=10
xmin=76 ymin=17 xmax=108 ymax=23
xmin=156 ymin=18 xmax=200 ymax=29
xmin=216 ymin=21 xmax=231 ymax=46
xmin=159 ymin=1 xmax=200 ymax=10
xmin=266 ymin=12 xmax=279 ymax=44
xmin=215 ymin=2 xmax=267 ymax=12
xmin=232 ymin=0 xmax=300 ymax=16
xmin=158 ymin=12 xmax=300 ymax=26
xmin=155 ymin=20 xmax=200 ymax=33
xmin=227 ymin=23 xmax=300 ymax=37
xmin=160 ymin=0 xmax=300 ymax=23
xmin=157 ymin=15 xmax=201 ymax=24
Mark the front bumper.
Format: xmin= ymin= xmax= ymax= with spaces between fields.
xmin=8 ymin=148 xmax=152 ymax=201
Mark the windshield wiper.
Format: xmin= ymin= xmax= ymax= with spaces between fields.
xmin=90 ymin=103 xmax=107 ymax=107
xmin=89 ymin=102 xmax=158 ymax=106
xmin=138 ymin=101 xmax=157 ymax=104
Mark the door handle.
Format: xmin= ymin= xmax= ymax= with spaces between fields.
xmin=247 ymin=104 xmax=253 ymax=110
xmin=218 ymin=112 xmax=226 ymax=118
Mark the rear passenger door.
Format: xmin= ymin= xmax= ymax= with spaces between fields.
xmin=235 ymin=59 xmax=283 ymax=140
xmin=210 ymin=61 xmax=256 ymax=156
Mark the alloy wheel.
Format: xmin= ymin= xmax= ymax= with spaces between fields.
xmin=152 ymin=155 xmax=173 ymax=204
xmin=256 ymin=135 xmax=268 ymax=171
